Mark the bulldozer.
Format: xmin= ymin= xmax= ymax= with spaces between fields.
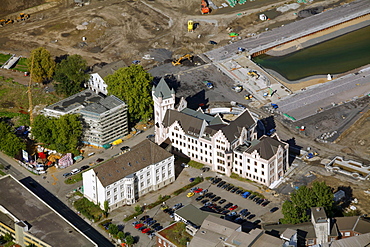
xmin=172 ymin=54 xmax=193 ymax=66
xmin=17 ymin=13 xmax=30 ymax=22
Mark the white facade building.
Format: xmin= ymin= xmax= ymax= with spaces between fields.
xmin=83 ymin=139 xmax=175 ymax=210
xmin=86 ymin=60 xmax=126 ymax=95
xmin=233 ymin=135 xmax=289 ymax=187
xmin=152 ymin=78 xmax=289 ymax=186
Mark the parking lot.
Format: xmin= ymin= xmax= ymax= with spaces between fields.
xmin=122 ymin=175 xmax=283 ymax=246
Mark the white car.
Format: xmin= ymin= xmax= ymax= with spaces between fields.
xmin=71 ymin=168 xmax=81 ymax=175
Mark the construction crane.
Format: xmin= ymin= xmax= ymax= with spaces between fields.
xmin=172 ymin=54 xmax=193 ymax=66
xmin=28 ymin=54 xmax=34 ymax=125
xmin=201 ymin=0 xmax=210 ymax=14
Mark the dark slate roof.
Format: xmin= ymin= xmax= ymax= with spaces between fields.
xmin=264 ymin=222 xmax=317 ymax=239
xmin=153 ymin=78 xmax=174 ymax=99
xmin=245 ymin=135 xmax=286 ymax=160
xmin=220 ymin=109 xmax=256 ymax=143
xmin=93 ymin=60 xmax=126 ymax=78
xmin=45 ymin=89 xmax=102 ymax=113
xmin=94 ymin=139 xmax=172 ymax=187
xmin=181 ymin=108 xmax=215 ymax=123
xmin=335 ymin=216 xmax=370 ymax=234
xmin=162 ymin=109 xmax=206 ymax=137
xmin=81 ymin=95 xmax=125 ymax=114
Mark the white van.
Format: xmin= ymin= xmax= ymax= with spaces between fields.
xmin=88 ymin=152 xmax=95 ymax=157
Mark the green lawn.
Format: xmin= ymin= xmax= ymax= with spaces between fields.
xmin=0 ymin=53 xmax=11 ymax=66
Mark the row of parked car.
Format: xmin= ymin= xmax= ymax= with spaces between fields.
xmin=132 ymin=215 xmax=163 ymax=238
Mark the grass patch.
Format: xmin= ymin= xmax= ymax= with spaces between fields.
xmin=173 ymin=176 xmax=203 ymax=196
xmin=0 ymin=170 xmax=6 ymax=176
xmin=74 ymin=197 xmax=103 ymax=222
xmin=147 ymin=195 xmax=171 ymax=209
xmin=188 ymin=160 xmax=204 ymax=169
xmin=64 ymin=173 xmax=82 ymax=184
xmin=158 ymin=222 xmax=192 ymax=247
xmin=230 ymin=172 xmax=253 ymax=183
xmin=0 ymin=54 xmax=11 ymax=66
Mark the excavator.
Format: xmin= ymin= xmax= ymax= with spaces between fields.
xmin=172 ymin=54 xmax=193 ymax=66
xmin=17 ymin=13 xmax=30 ymax=22
xmin=201 ymin=0 xmax=210 ymax=14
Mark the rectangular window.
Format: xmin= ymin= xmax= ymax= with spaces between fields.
xmin=107 ymin=191 xmax=110 ymax=196
xmin=114 ymin=188 xmax=117 ymax=193
xmin=344 ymin=232 xmax=350 ymax=236
xmin=254 ymin=161 xmax=257 ymax=166
xmin=247 ymin=159 xmax=250 ymax=163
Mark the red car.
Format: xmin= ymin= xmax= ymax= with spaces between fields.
xmin=229 ymin=205 xmax=238 ymax=211
xmin=142 ymin=228 xmax=151 ymax=233
xmin=135 ymin=223 xmax=144 ymax=229
xmin=194 ymin=188 xmax=203 ymax=193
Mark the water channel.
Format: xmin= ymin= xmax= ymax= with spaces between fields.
xmin=253 ymin=25 xmax=370 ymax=81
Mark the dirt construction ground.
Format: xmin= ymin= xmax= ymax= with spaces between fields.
xmin=0 ymin=0 xmax=353 ymax=66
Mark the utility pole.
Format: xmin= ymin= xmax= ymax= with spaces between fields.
xmin=28 ymin=54 xmax=34 ymax=125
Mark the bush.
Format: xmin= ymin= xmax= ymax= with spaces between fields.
xmin=173 ymin=177 xmax=204 ymax=196
xmin=74 ymin=197 xmax=103 ymax=222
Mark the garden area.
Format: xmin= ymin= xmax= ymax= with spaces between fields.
xmin=73 ymin=195 xmax=104 ymax=222
xmin=157 ymin=222 xmax=192 ymax=247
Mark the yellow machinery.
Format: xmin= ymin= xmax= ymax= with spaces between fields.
xmin=172 ymin=54 xmax=193 ymax=66
xmin=188 ymin=20 xmax=193 ymax=32
xmin=17 ymin=13 xmax=30 ymax=22
xmin=247 ymin=71 xmax=259 ymax=78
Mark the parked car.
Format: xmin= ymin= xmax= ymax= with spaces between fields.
xmin=71 ymin=168 xmax=80 ymax=175
xmin=138 ymin=226 xmax=146 ymax=231
xmin=261 ymin=201 xmax=270 ymax=207
xmin=131 ymin=221 xmax=140 ymax=226
xmin=201 ymin=199 xmax=209 ymax=204
xmin=142 ymin=228 xmax=151 ymax=233
xmin=190 ymin=187 xmax=199 ymax=192
xmin=120 ymin=146 xmax=130 ymax=152
xmin=248 ymin=195 xmax=256 ymax=200
xmin=236 ymin=189 xmax=243 ymax=195
xmin=212 ymin=178 xmax=222 ymax=184
xmin=103 ymin=222 xmax=112 ymax=230
xmin=256 ymin=199 xmax=264 ymax=205
xmin=209 ymin=40 xmax=218 ymax=45
xmin=209 ymin=194 xmax=216 ymax=199
xmin=181 ymin=163 xmax=189 ymax=168
xmin=222 ymin=210 xmax=230 ymax=215
xmin=96 ymin=158 xmax=104 ymax=163
xmin=146 ymin=134 xmax=155 ymax=139
xmin=222 ymin=183 xmax=230 ymax=189
xmin=234 ymin=217 xmax=244 ymax=224
xmin=253 ymin=220 xmax=261 ymax=225
xmin=230 ymin=187 xmax=238 ymax=193
xmin=148 ymin=220 xmax=157 ymax=226
xmin=229 ymin=205 xmax=238 ymax=211
xmin=140 ymin=215 xmax=149 ymax=221
xmin=253 ymin=197 xmax=260 ymax=202
xmin=173 ymin=203 xmax=183 ymax=210
xmin=160 ymin=205 xmax=169 ymax=210
xmin=205 ymin=192 xmax=213 ymax=198
xmin=270 ymin=207 xmax=279 ymax=213
xmin=242 ymin=191 xmax=251 ymax=198
xmin=63 ymin=172 xmax=71 ymax=178
xmin=194 ymin=188 xmax=203 ymax=193
xmin=196 ymin=195 xmax=204 ymax=201
xmin=218 ymin=199 xmax=226 ymax=204
xmin=152 ymin=223 xmax=160 ymax=228
xmin=226 ymin=185 xmax=234 ymax=191
xmin=212 ymin=196 xmax=221 ymax=202
xmin=247 ymin=214 xmax=256 ymax=220
xmin=217 ymin=181 xmax=226 ymax=187
xmin=201 ymin=167 xmax=210 ymax=172
xmin=187 ymin=192 xmax=195 ymax=198
xmin=224 ymin=203 xmax=233 ymax=209
xmin=80 ymin=165 xmax=89 ymax=171
xmin=135 ymin=223 xmax=144 ymax=229
xmin=240 ymin=209 xmax=249 ymax=217
xmin=189 ymin=178 xmax=195 ymax=182
xmin=154 ymin=225 xmax=163 ymax=231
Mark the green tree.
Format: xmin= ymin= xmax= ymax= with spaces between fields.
xmin=117 ymin=231 xmax=126 ymax=240
xmin=134 ymin=205 xmax=143 ymax=214
xmin=54 ymin=55 xmax=89 ymax=96
xmin=3 ymin=233 xmax=13 ymax=242
xmin=0 ymin=121 xmax=26 ymax=157
xmin=28 ymin=47 xmax=55 ymax=83
xmin=104 ymin=65 xmax=153 ymax=122
xmin=108 ymin=224 xmax=119 ymax=236
xmin=31 ymin=114 xmax=82 ymax=154
xmin=104 ymin=200 xmax=110 ymax=217
xmin=281 ymin=182 xmax=334 ymax=224
xmin=125 ymin=235 xmax=135 ymax=246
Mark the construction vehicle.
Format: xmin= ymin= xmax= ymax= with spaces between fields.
xmin=172 ymin=54 xmax=193 ymax=66
xmin=5 ymin=19 xmax=14 ymax=25
xmin=245 ymin=94 xmax=253 ymax=100
xmin=17 ymin=13 xmax=30 ymax=22
xmin=201 ymin=0 xmax=210 ymax=14
xmin=0 ymin=19 xmax=6 ymax=26
xmin=247 ymin=71 xmax=259 ymax=78
xmin=188 ymin=20 xmax=194 ymax=32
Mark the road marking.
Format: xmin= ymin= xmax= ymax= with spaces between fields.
xmin=52 ymin=174 xmax=58 ymax=181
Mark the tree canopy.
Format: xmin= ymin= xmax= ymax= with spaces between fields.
xmin=104 ymin=65 xmax=153 ymax=122
xmin=28 ymin=47 xmax=55 ymax=83
xmin=0 ymin=121 xmax=26 ymax=157
xmin=54 ymin=54 xmax=89 ymax=96
xmin=281 ymin=181 xmax=334 ymax=224
xmin=31 ymin=114 xmax=82 ymax=154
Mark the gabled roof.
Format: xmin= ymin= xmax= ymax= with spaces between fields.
xmin=175 ymin=204 xmax=220 ymax=227
xmin=162 ymin=109 xmax=206 ymax=138
xmin=153 ymin=78 xmax=174 ymax=99
xmin=92 ymin=60 xmax=126 ymax=78
xmin=264 ymin=222 xmax=317 ymax=239
xmin=94 ymin=139 xmax=172 ymax=187
xmin=181 ymin=108 xmax=215 ymax=123
xmin=220 ymin=109 xmax=256 ymax=142
xmin=245 ymin=135 xmax=287 ymax=160
xmin=335 ymin=216 xmax=370 ymax=234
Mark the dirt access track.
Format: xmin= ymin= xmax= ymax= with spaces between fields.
xmin=0 ymin=0 xmax=352 ymax=66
